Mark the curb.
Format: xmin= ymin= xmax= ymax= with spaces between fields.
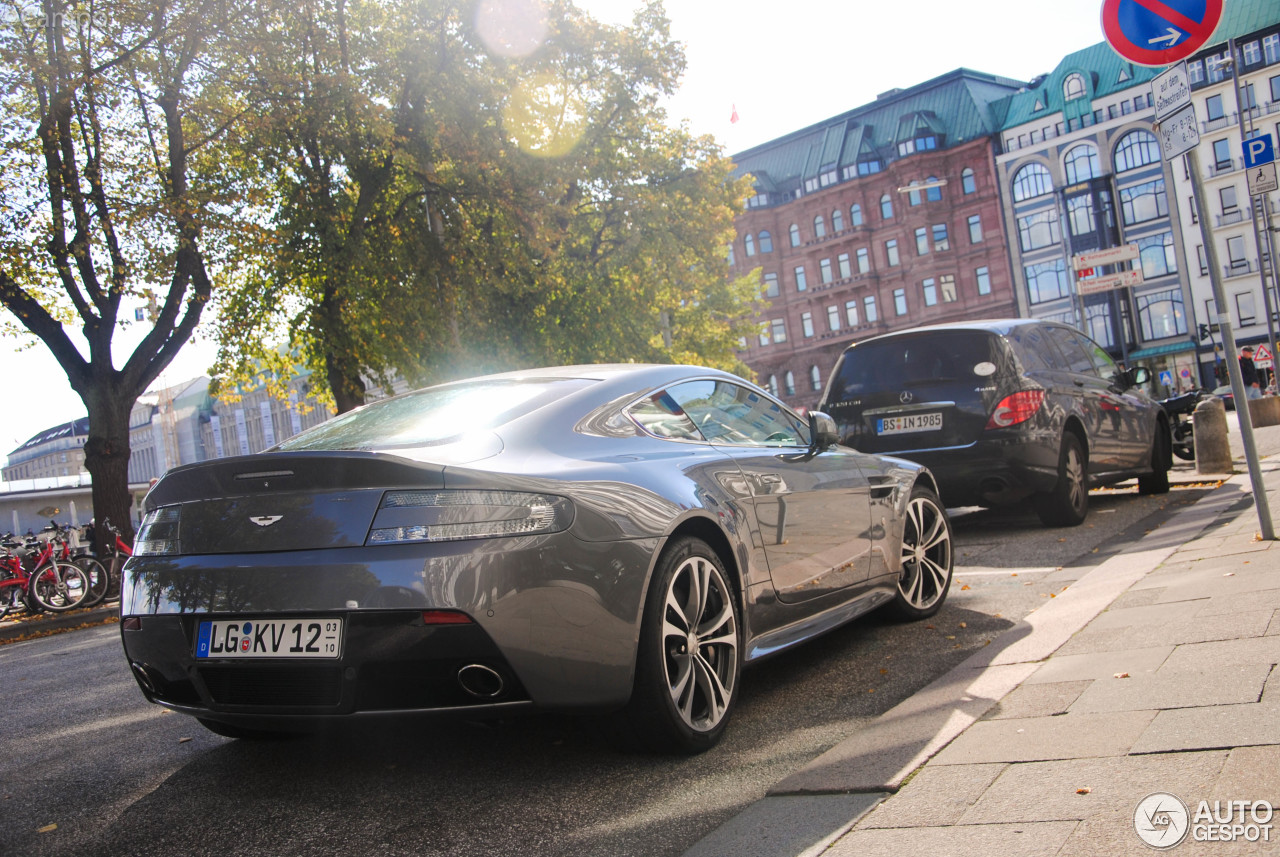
xmin=0 ymin=602 xmax=119 ymax=643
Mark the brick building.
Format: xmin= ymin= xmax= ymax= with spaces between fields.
xmin=729 ymin=69 xmax=1026 ymax=409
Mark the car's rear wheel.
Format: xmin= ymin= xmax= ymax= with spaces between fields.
xmin=618 ymin=536 xmax=741 ymax=754
xmin=1034 ymin=434 xmax=1088 ymax=527
xmin=889 ymin=486 xmax=953 ymax=621
xmin=1138 ymin=428 xmax=1172 ymax=495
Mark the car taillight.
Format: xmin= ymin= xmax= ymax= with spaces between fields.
xmin=986 ymin=390 xmax=1045 ymax=429
xmin=366 ymin=490 xmax=573 ymax=545
xmin=134 ymin=506 xmax=182 ymax=556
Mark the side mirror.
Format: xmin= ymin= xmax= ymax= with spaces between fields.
xmin=808 ymin=411 xmax=839 ymax=453
xmin=1130 ymin=366 xmax=1150 ymax=386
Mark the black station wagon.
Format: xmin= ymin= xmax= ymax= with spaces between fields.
xmin=817 ymin=319 xmax=1172 ymax=527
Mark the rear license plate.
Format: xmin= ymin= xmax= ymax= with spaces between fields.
xmin=195 ymin=619 xmax=342 ymax=659
xmin=877 ymin=412 xmax=943 ymax=435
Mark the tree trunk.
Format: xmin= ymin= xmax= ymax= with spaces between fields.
xmin=80 ymin=391 xmax=137 ymax=552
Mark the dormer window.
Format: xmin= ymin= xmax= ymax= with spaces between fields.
xmin=1063 ymin=73 xmax=1086 ymax=100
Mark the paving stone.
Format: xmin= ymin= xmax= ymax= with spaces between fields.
xmin=1088 ymin=600 xmax=1205 ymax=631
xmin=932 ymin=711 xmax=1157 ymax=765
xmin=1109 ymin=588 xmax=1165 ymax=610
xmin=1131 ymin=699 xmax=1280 ymax=754
xmin=1058 ymin=810 xmax=1189 ymax=857
xmin=1214 ymin=746 xmax=1280 ymax=811
xmin=1193 ymin=588 xmax=1280 ymax=618
xmin=984 ymin=681 xmax=1092 ymax=720
xmin=1056 ymin=612 xmax=1272 ymax=656
xmin=1069 ymin=664 xmax=1271 ymax=714
xmin=1160 ymin=636 xmax=1280 ymax=673
xmin=1024 ymin=647 xmax=1172 ymax=685
xmin=859 ymin=764 xmax=1006 ymax=829
xmin=957 ymin=751 xmax=1226 ymax=824
xmin=1268 ymin=610 xmax=1280 ymax=637
xmin=826 ymin=822 xmax=1078 ymax=857
xmin=1156 ymin=574 xmax=1280 ymax=606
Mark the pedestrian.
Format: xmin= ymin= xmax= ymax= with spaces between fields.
xmin=1239 ymin=346 xmax=1262 ymax=400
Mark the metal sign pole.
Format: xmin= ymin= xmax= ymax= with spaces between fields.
xmin=1186 ymin=148 xmax=1274 ymax=539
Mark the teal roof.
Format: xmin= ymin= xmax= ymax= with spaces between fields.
xmin=731 ymin=69 xmax=1026 ymax=194
xmin=996 ymin=0 xmax=1280 ymax=132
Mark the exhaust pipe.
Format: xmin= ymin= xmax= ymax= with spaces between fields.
xmin=457 ymin=664 xmax=504 ymax=699
xmin=130 ymin=661 xmax=157 ymax=695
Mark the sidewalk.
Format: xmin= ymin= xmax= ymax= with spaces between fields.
xmin=686 ymin=418 xmax=1280 ymax=857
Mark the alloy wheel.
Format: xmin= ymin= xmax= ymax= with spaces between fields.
xmin=898 ymin=495 xmax=952 ymax=610
xmin=660 ymin=555 xmax=739 ymax=733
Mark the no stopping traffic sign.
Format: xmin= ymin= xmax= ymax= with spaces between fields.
xmin=1101 ymin=0 xmax=1223 ymax=67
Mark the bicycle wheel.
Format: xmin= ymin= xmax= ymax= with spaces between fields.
xmin=28 ymin=561 xmax=90 ymax=612
xmin=75 ymin=556 xmax=111 ymax=607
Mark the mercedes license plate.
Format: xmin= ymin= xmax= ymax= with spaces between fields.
xmin=877 ymin=412 xmax=943 ymax=436
xmin=196 ymin=618 xmax=342 ymax=659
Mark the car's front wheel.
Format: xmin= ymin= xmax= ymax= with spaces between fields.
xmin=889 ymin=486 xmax=953 ymax=621
xmin=619 ymin=536 xmax=741 ymax=754
xmin=1034 ymin=434 xmax=1088 ymax=527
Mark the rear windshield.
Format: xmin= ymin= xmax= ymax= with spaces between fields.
xmin=831 ymin=331 xmax=1002 ymax=399
xmin=275 ymin=378 xmax=594 ymax=451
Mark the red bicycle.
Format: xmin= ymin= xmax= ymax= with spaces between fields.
xmin=75 ymin=518 xmax=132 ymax=607
xmin=0 ymin=531 xmax=91 ymax=619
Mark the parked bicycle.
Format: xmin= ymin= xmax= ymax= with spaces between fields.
xmin=75 ymin=518 xmax=131 ymax=608
xmin=0 ymin=530 xmax=91 ymax=618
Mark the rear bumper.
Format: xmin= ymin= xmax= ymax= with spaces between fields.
xmin=879 ymin=435 xmax=1060 ymax=508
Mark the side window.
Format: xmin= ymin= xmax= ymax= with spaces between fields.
xmin=626 ymin=391 xmax=704 ymax=441
xmin=1077 ymin=332 xmax=1122 ymax=382
xmin=1006 ymin=326 xmax=1056 ymax=372
xmin=666 ymin=380 xmax=808 ymax=447
xmin=1044 ymin=326 xmax=1098 ymax=376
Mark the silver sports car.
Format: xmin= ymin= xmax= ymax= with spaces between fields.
xmin=120 ymin=364 xmax=953 ymax=753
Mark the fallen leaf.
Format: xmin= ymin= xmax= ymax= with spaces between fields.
xmin=958 ymin=622 xmax=967 ymax=628
xmin=946 ymin=635 xmax=956 ymax=640
xmin=1224 ymin=573 xmax=1236 ymax=577
xmin=867 ymin=688 xmax=875 ymax=693
xmin=994 ymin=613 xmax=1002 ymax=617
xmin=1058 ymin=538 xmax=1066 ymax=543
xmin=879 ymin=668 xmax=889 ymax=675
xmin=960 ymin=584 xmax=971 ymax=590
xmin=1050 ymin=593 xmax=1057 ymax=598
xmin=1011 ymin=573 xmax=1018 ymax=577
xmin=1114 ymin=672 xmax=1130 ymax=679
xmin=925 ymin=624 xmax=935 ymax=630
xmin=1077 ymin=788 xmax=1092 ymax=795
xmin=178 ymin=737 xmax=192 ymax=744
xmin=38 ymin=824 xmax=57 ymax=834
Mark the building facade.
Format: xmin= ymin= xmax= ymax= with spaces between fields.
xmin=729 ymin=70 xmax=1026 ymax=410
xmin=994 ymin=44 xmax=1198 ymax=394
xmin=1167 ymin=5 xmax=1280 ymax=387
xmin=1 ymin=417 xmax=90 ymax=483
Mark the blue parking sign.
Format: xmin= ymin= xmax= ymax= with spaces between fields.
xmin=1244 ymin=136 xmax=1275 ymax=169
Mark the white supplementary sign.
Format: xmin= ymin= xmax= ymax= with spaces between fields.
xmin=1152 ymin=62 xmax=1191 ymax=122
xmin=1073 ymin=244 xmax=1139 ymax=271
xmin=1078 ymin=268 xmax=1144 ymax=295
xmin=1247 ymin=162 xmax=1278 ymax=197
xmin=1157 ymin=103 xmax=1199 ymax=161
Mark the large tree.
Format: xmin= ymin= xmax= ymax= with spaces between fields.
xmin=211 ymin=0 xmax=762 ymax=412
xmin=0 ymin=0 xmax=256 ymax=542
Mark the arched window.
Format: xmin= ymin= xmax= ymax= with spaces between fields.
xmin=744 ymin=234 xmax=756 ymax=256
xmin=784 ymin=371 xmax=796 ymax=396
xmin=831 ymin=209 xmax=844 ymax=233
xmin=810 ymin=365 xmax=822 ymax=391
xmin=813 ymin=215 xmax=826 ymax=238
xmin=1064 ymin=144 xmax=1100 ymax=184
xmin=789 ymin=223 xmax=801 ymax=247
xmin=758 ymin=230 xmax=773 ymax=253
xmin=908 ymin=180 xmax=922 ymax=206
xmin=1012 ymin=162 xmax=1054 ymax=202
xmin=850 ymin=204 xmax=863 ymax=227
xmin=961 ymin=167 xmax=976 ymax=194
xmin=880 ymin=193 xmax=894 ymax=219
xmin=767 ymin=375 xmax=778 ymax=396
xmin=1114 ymin=129 xmax=1162 ymax=173
xmin=926 ymin=176 xmax=942 ymax=202
xmin=1063 ymin=72 xmax=1086 ymax=100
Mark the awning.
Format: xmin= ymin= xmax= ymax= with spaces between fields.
xmin=1125 ymin=340 xmax=1196 ymax=361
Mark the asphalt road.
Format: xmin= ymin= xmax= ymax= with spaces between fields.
xmin=0 ymin=477 xmax=1218 ymax=857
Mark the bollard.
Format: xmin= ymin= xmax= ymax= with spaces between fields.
xmin=1194 ymin=395 xmax=1232 ymax=474
xmin=1246 ymin=396 xmax=1280 ymax=428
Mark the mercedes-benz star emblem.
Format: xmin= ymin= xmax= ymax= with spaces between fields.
xmin=250 ymin=515 xmax=283 ymax=527
xmin=899 ymin=391 xmax=914 ymax=404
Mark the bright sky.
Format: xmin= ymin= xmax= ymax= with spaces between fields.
xmin=0 ymin=0 xmax=1112 ymax=460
